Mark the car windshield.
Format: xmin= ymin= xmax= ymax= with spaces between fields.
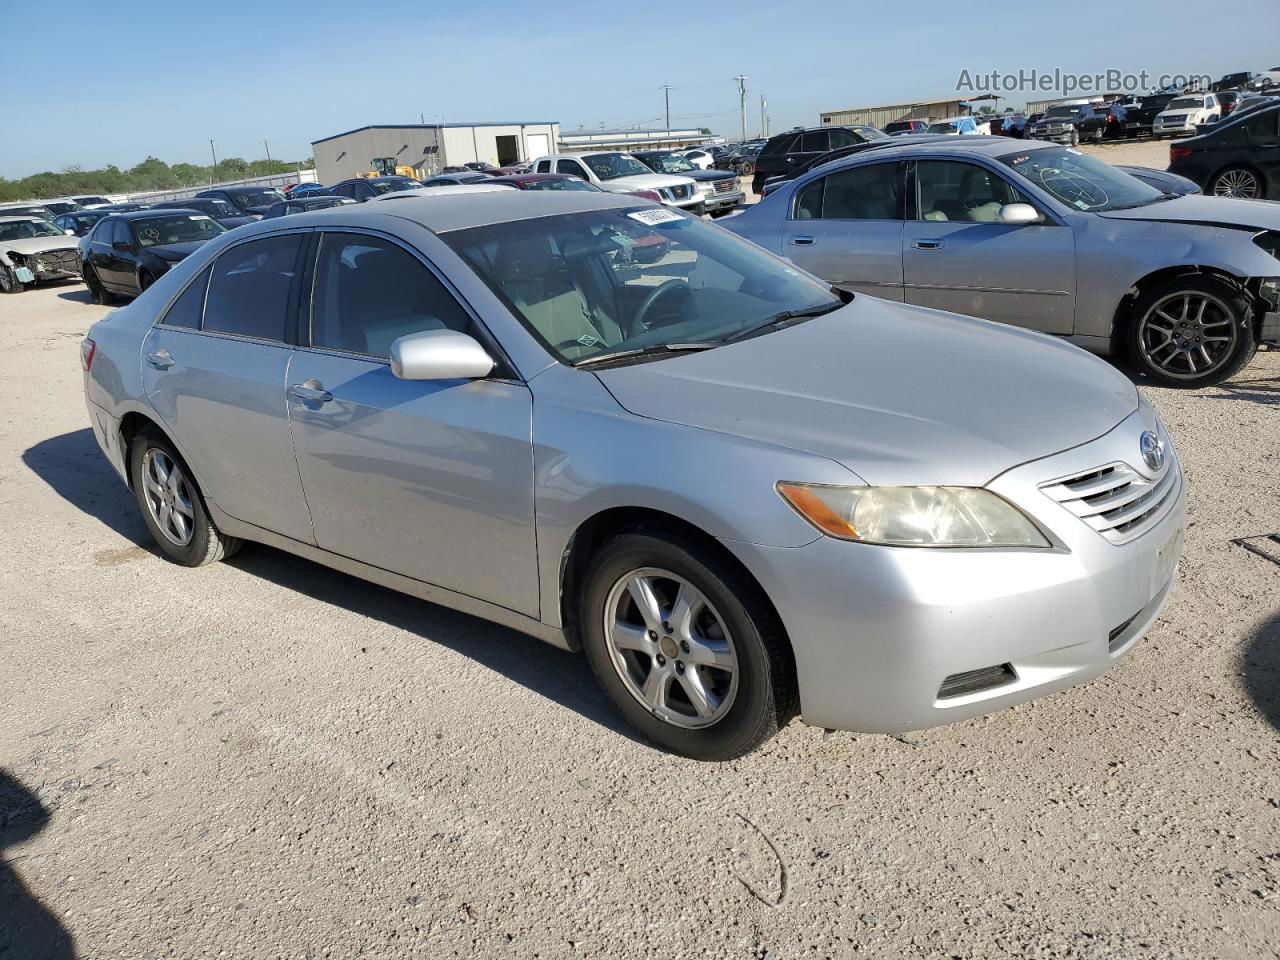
xmin=1 ymin=207 xmax=51 ymax=219
xmin=443 ymin=207 xmax=840 ymax=365
xmin=131 ymin=215 xmax=227 ymax=247
xmin=0 ymin=219 xmax=63 ymax=241
xmin=523 ymin=178 xmax=596 ymax=192
xmin=644 ymin=154 xmax=697 ymax=174
xmin=1045 ymin=106 xmax=1085 ymax=118
xmin=583 ymin=153 xmax=653 ymax=181
xmin=1168 ymin=97 xmax=1204 ymax=109
xmin=204 ymin=199 xmax=238 ymax=217
xmin=1000 ymin=146 xmax=1165 ymax=211
xmin=369 ymin=178 xmax=418 ymax=195
xmin=856 ymin=127 xmax=889 ymax=140
xmin=75 ymin=196 xmax=110 ymax=206
xmin=228 ymin=189 xmax=284 ymax=207
xmin=43 ymin=202 xmax=79 ymax=214
xmin=927 ymin=122 xmax=958 ymax=133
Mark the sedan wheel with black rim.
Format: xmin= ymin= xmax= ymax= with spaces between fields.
xmin=580 ymin=529 xmax=796 ymax=760
xmin=1127 ymin=276 xmax=1256 ymax=387
xmin=1210 ymin=166 xmax=1263 ymax=199
xmin=129 ymin=427 xmax=241 ymax=566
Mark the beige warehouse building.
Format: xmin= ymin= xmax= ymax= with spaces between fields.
xmin=311 ymin=121 xmax=561 ymax=182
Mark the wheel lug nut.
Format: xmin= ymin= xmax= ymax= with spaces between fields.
xmin=681 ymin=640 xmax=690 ymax=653
xmin=648 ymin=630 xmax=658 ymax=641
xmin=662 ymin=621 xmax=672 ymax=633
xmin=656 ymin=654 xmax=666 ymax=666
xmin=676 ymin=661 xmax=685 ymax=673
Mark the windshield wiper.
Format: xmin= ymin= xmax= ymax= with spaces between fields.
xmin=572 ymin=341 xmax=719 ymax=369
xmin=719 ymin=300 xmax=845 ymax=345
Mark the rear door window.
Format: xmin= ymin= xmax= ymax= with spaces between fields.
xmin=759 ymin=134 xmax=796 ymax=157
xmin=203 ymin=234 xmax=303 ymax=341
xmin=799 ymin=131 xmax=830 ymax=153
xmin=794 ymin=162 xmax=904 ymax=220
xmin=159 ymin=266 xmax=212 ymax=329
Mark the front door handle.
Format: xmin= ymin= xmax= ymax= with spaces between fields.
xmin=789 ymin=235 xmax=815 ymax=246
xmin=288 ymin=382 xmax=333 ymax=403
xmin=912 ymin=239 xmax=945 ymax=250
xmin=146 ymin=350 xmax=174 ymax=369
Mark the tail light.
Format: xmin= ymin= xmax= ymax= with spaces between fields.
xmin=80 ymin=337 xmax=97 ymax=371
xmin=1170 ymin=145 xmax=1193 ymax=162
xmin=627 ymin=189 xmax=663 ymax=202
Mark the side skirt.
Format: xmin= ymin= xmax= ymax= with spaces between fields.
xmin=207 ymin=503 xmax=571 ymax=652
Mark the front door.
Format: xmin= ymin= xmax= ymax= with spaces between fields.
xmin=286 ymin=231 xmax=540 ymax=617
xmin=903 ymin=159 xmax=1076 ymax=334
xmin=780 ymin=160 xmax=906 ymax=300
xmin=141 ymin=234 xmax=316 ymax=543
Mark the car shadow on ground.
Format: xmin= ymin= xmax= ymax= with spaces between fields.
xmin=1242 ymin=611 xmax=1280 ymax=733
xmin=23 ymin=428 xmax=638 ymax=745
xmin=55 ymin=287 xmax=93 ymax=305
xmin=1111 ymin=350 xmax=1280 ymax=402
xmin=0 ymin=771 xmax=77 ymax=958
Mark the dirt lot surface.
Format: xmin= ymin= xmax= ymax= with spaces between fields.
xmin=2 ymin=281 xmax=1278 ymax=959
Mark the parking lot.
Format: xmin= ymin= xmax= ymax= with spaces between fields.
xmin=2 ymin=280 xmax=1277 ymax=958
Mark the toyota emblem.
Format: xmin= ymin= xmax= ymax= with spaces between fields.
xmin=1140 ymin=431 xmax=1165 ymax=471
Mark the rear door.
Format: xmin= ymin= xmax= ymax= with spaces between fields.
xmin=141 ymin=232 xmax=315 ymax=543
xmin=903 ymin=159 xmax=1075 ymax=333
xmin=285 ymin=230 xmax=539 ymax=617
xmin=1242 ymin=106 xmax=1280 ymax=192
xmin=781 ymin=161 xmax=906 ymax=300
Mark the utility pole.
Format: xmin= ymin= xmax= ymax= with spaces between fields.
xmin=209 ymin=139 xmax=217 ymax=184
xmin=760 ymin=93 xmax=768 ymax=138
xmin=733 ymin=75 xmax=749 ymax=142
xmin=662 ymin=82 xmax=673 ymax=130
xmin=263 ymin=140 xmax=272 ymax=163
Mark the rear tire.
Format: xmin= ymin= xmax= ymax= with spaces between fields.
xmin=129 ymin=427 xmax=241 ymax=566
xmin=1126 ymin=275 xmax=1257 ymax=388
xmin=84 ymin=267 xmax=114 ymax=305
xmin=579 ymin=529 xmax=796 ymax=760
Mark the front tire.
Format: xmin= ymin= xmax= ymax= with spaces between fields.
xmin=129 ymin=427 xmax=241 ymax=566
xmin=1069 ymin=128 xmax=1080 ymax=146
xmin=579 ymin=529 xmax=796 ymax=760
xmin=1209 ymin=166 xmax=1264 ymax=199
xmin=0 ymin=264 xmax=23 ymax=294
xmin=1127 ymin=275 xmax=1257 ymax=387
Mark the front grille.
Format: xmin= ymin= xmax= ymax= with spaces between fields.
xmin=1039 ymin=460 xmax=1180 ymax=545
xmin=669 ymin=184 xmax=690 ymax=199
xmin=1160 ymin=114 xmax=1187 ymax=123
xmin=938 ymin=664 xmax=1017 ymax=700
xmin=713 ymin=179 xmax=735 ymax=194
xmin=30 ymin=247 xmax=80 ymax=276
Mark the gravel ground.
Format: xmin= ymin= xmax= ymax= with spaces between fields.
xmin=2 ymin=281 xmax=1278 ymax=960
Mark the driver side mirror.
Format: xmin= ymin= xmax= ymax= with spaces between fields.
xmin=998 ymin=203 xmax=1042 ymax=225
xmin=390 ymin=329 xmax=495 ymax=381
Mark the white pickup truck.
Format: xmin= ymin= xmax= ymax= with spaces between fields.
xmin=532 ymin=152 xmax=704 ymax=213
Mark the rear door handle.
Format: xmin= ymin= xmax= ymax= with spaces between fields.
xmin=146 ymin=350 xmax=174 ymax=369
xmin=789 ymin=235 xmax=815 ymax=246
xmin=912 ymin=239 xmax=945 ymax=250
xmin=288 ymin=382 xmax=333 ymax=403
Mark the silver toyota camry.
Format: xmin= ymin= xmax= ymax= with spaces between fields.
xmin=81 ymin=191 xmax=1185 ymax=760
xmin=724 ymin=137 xmax=1280 ymax=388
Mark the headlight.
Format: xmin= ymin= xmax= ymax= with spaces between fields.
xmin=777 ymin=482 xmax=1050 ymax=548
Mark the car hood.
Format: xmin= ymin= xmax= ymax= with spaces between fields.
xmin=1096 ymin=193 xmax=1280 ymax=230
xmin=143 ymin=240 xmax=206 ymax=261
xmin=0 ymin=236 xmax=78 ymax=256
xmin=594 ymin=299 xmax=1138 ymax=487
xmin=599 ymin=173 xmax=696 ymax=191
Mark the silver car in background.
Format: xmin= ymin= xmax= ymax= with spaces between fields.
xmin=82 ymin=192 xmax=1184 ymax=760
xmin=724 ymin=137 xmax=1280 ymax=388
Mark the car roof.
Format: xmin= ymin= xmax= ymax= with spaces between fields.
xmin=812 ymin=135 xmax=1039 ymax=163
xmin=488 ymin=173 xmax=575 ymax=183
xmin=250 ymin=189 xmax=637 ymax=235
xmin=0 ymin=215 xmax=50 ymax=224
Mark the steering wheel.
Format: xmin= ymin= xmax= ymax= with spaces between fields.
xmin=632 ymin=278 xmax=691 ymax=335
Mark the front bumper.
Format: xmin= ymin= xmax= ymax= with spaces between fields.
xmin=1154 ymin=120 xmax=1197 ymax=136
xmin=1029 ymin=127 xmax=1076 ymax=144
xmin=722 ymin=407 xmax=1185 ymax=733
xmin=9 ymin=247 xmax=81 ymax=284
xmin=699 ymin=189 xmax=745 ymax=213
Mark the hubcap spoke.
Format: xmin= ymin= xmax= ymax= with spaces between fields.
xmin=667 ymin=581 xmax=704 ymax=642
xmin=625 ymin=576 xmax=664 ymax=632
xmin=641 ymin=668 xmax=670 ymax=710
xmin=612 ymin=621 xmax=653 ymax=653
xmin=677 ymin=668 xmax=718 ymax=718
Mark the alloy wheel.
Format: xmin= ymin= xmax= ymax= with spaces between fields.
xmin=142 ymin=448 xmax=196 ymax=546
xmin=603 ymin=567 xmax=739 ymax=729
xmin=1212 ymin=169 xmax=1261 ymax=199
xmin=1137 ymin=291 xmax=1239 ymax=380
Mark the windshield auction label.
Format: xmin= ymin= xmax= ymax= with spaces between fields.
xmin=627 ymin=208 xmax=684 ymax=226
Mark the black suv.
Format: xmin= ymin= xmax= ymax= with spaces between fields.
xmin=1168 ymin=101 xmax=1280 ymax=199
xmin=750 ymin=125 xmax=887 ymax=193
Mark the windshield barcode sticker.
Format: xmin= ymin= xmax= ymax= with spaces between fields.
xmin=627 ymin=208 xmax=684 ymax=226
xmin=189 ymin=215 xmax=211 ymax=220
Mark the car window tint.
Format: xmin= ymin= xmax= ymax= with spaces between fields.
xmin=159 ymin=266 xmax=211 ymax=329
xmin=915 ymin=161 xmax=1023 ymax=222
xmin=112 ymin=220 xmax=132 ymax=245
xmin=311 ymin=233 xmax=474 ymax=359
xmin=556 ymin=159 xmax=585 ymax=178
xmin=795 ymin=162 xmax=903 ymax=220
xmin=759 ymin=134 xmax=795 ymax=157
xmin=828 ymin=129 xmax=861 ymax=148
xmin=204 ymin=234 xmax=302 ymax=341
xmin=535 ymin=160 xmax=551 ymax=173
xmin=799 ymin=131 xmax=829 ymax=153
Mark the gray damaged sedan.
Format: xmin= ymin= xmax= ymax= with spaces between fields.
xmin=82 ymin=192 xmax=1185 ymax=759
xmin=725 ymin=137 xmax=1280 ymax=388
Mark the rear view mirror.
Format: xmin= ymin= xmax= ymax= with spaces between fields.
xmin=998 ymin=203 xmax=1042 ymax=225
xmin=390 ymin=329 xmax=495 ymax=381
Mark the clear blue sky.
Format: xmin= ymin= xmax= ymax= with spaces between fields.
xmin=4 ymin=0 xmax=1277 ymax=179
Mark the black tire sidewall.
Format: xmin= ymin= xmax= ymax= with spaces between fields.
xmin=1127 ymin=275 xmax=1257 ymax=387
xmin=85 ymin=267 xmax=110 ymax=304
xmin=579 ymin=532 xmax=787 ymax=761
xmin=129 ymin=429 xmax=218 ymax=566
xmin=0 ymin=265 xmax=22 ymax=294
